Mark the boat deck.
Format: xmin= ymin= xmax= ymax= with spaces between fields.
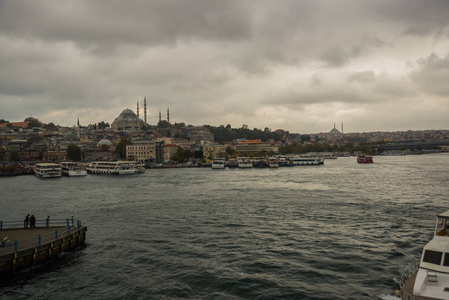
xmin=402 ymin=271 xmax=440 ymax=300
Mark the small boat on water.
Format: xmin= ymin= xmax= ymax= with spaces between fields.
xmin=0 ymin=164 xmax=22 ymax=176
xmin=86 ymin=161 xmax=136 ymax=175
xmin=398 ymin=210 xmax=449 ymax=299
xmin=227 ymin=159 xmax=238 ymax=168
xmin=212 ymin=158 xmax=226 ymax=169
xmin=60 ymin=162 xmax=87 ymax=176
xmin=135 ymin=163 xmax=146 ymax=173
xmin=357 ymin=155 xmax=373 ymax=163
xmin=252 ymin=157 xmax=268 ymax=168
xmin=34 ymin=163 xmax=62 ymax=178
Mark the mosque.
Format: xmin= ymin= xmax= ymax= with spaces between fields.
xmin=110 ymin=97 xmax=171 ymax=130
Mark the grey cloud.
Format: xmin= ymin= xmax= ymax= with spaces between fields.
xmin=347 ymin=71 xmax=376 ymax=84
xmin=411 ymin=53 xmax=449 ymax=97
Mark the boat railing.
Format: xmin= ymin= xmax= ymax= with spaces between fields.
xmin=0 ymin=218 xmax=84 ymax=254
xmin=399 ymin=261 xmax=420 ymax=294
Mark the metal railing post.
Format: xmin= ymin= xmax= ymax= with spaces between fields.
xmin=0 ymin=220 xmax=2 ymax=231
xmin=68 ymin=226 xmax=71 ymax=235
xmin=66 ymin=218 xmax=69 ymax=227
xmin=77 ymin=220 xmax=80 ymax=229
xmin=15 ymin=240 xmax=18 ymax=252
xmin=55 ymin=229 xmax=58 ymax=240
xmin=39 ymin=234 xmax=42 ymax=245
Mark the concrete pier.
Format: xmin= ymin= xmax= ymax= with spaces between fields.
xmin=0 ymin=225 xmax=87 ymax=274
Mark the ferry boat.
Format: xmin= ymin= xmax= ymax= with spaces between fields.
xmin=86 ymin=161 xmax=136 ymax=175
xmin=135 ymin=163 xmax=146 ymax=173
xmin=267 ymin=157 xmax=280 ymax=168
xmin=398 ymin=210 xmax=449 ymax=299
xmin=211 ymin=158 xmax=226 ymax=169
xmin=237 ymin=157 xmax=253 ymax=168
xmin=288 ymin=155 xmax=324 ymax=166
xmin=34 ymin=163 xmax=62 ymax=178
xmin=357 ymin=155 xmax=373 ymax=163
xmin=252 ymin=157 xmax=268 ymax=168
xmin=60 ymin=162 xmax=87 ymax=176
xmin=227 ymin=159 xmax=238 ymax=168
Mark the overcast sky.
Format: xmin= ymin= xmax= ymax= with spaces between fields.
xmin=1 ymin=0 xmax=448 ymax=133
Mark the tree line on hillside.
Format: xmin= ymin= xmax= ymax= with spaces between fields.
xmin=207 ymin=125 xmax=280 ymax=143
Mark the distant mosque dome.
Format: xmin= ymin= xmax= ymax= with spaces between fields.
xmin=63 ymin=133 xmax=80 ymax=142
xmin=111 ymin=108 xmax=144 ymax=131
xmin=120 ymin=108 xmax=136 ymax=117
xmin=97 ymin=139 xmax=113 ymax=147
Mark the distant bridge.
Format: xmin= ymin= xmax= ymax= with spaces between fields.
xmin=374 ymin=140 xmax=449 ymax=152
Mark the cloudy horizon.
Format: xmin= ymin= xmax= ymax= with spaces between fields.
xmin=1 ymin=0 xmax=448 ymax=134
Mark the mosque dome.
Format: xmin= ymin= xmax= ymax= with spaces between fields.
xmin=63 ymin=133 xmax=80 ymax=142
xmin=120 ymin=109 xmax=136 ymax=117
xmin=97 ymin=139 xmax=113 ymax=147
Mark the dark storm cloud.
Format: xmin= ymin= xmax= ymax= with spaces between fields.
xmin=0 ymin=0 xmax=448 ymax=132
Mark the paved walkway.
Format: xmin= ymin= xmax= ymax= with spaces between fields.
xmin=1 ymin=227 xmax=66 ymax=242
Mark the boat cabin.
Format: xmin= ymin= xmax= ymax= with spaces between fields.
xmin=412 ymin=210 xmax=449 ymax=298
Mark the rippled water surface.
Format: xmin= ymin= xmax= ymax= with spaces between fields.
xmin=1 ymin=154 xmax=449 ymax=299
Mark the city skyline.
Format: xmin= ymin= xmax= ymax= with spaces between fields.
xmin=1 ymin=1 xmax=449 ymax=133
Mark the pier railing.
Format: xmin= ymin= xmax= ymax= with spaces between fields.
xmin=0 ymin=218 xmax=83 ymax=254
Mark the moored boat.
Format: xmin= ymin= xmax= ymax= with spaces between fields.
xmin=398 ymin=210 xmax=449 ymax=299
xmin=60 ymin=162 xmax=87 ymax=176
xmin=212 ymin=158 xmax=226 ymax=169
xmin=237 ymin=157 xmax=253 ymax=168
xmin=34 ymin=163 xmax=62 ymax=178
xmin=0 ymin=164 xmax=22 ymax=176
xmin=267 ymin=157 xmax=280 ymax=168
xmin=135 ymin=163 xmax=146 ymax=173
xmin=86 ymin=161 xmax=136 ymax=175
xmin=252 ymin=157 xmax=267 ymax=168
xmin=357 ymin=155 xmax=373 ymax=163
xmin=288 ymin=155 xmax=324 ymax=166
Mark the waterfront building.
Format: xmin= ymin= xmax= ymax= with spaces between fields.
xmin=203 ymin=143 xmax=227 ymax=160
xmin=163 ymin=143 xmax=180 ymax=162
xmin=234 ymin=139 xmax=278 ymax=153
xmin=126 ymin=140 xmax=156 ymax=163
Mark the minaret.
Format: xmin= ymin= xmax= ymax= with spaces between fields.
xmin=159 ymin=111 xmax=161 ymax=123
xmin=77 ymin=118 xmax=80 ymax=140
xmin=167 ymin=107 xmax=170 ymax=124
xmin=144 ymin=97 xmax=147 ymax=124
xmin=137 ymin=102 xmax=140 ymax=119
xmin=341 ymin=122 xmax=344 ymax=134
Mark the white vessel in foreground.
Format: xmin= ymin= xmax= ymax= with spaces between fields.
xmin=34 ymin=163 xmax=62 ymax=178
xmin=60 ymin=162 xmax=87 ymax=176
xmin=399 ymin=210 xmax=449 ymax=299
xmin=86 ymin=161 xmax=136 ymax=175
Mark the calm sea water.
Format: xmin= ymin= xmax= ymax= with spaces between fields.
xmin=1 ymin=154 xmax=448 ymax=299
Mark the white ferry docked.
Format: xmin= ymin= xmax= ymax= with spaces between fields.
xmin=86 ymin=161 xmax=136 ymax=175
xmin=34 ymin=163 xmax=62 ymax=178
xmin=211 ymin=158 xmax=226 ymax=169
xmin=237 ymin=157 xmax=253 ymax=168
xmin=60 ymin=162 xmax=87 ymax=176
xmin=288 ymin=155 xmax=324 ymax=166
xmin=399 ymin=210 xmax=449 ymax=299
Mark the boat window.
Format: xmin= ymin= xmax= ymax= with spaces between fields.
xmin=443 ymin=253 xmax=449 ymax=267
xmin=423 ymin=250 xmax=443 ymax=265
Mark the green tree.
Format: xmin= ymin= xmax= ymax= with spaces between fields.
xmin=67 ymin=144 xmax=82 ymax=161
xmin=25 ymin=117 xmax=41 ymax=128
xmin=171 ymin=147 xmax=186 ymax=162
xmin=116 ymin=136 xmax=133 ymax=159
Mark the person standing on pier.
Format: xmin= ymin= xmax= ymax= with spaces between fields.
xmin=30 ymin=215 xmax=36 ymax=228
xmin=24 ymin=214 xmax=30 ymax=229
